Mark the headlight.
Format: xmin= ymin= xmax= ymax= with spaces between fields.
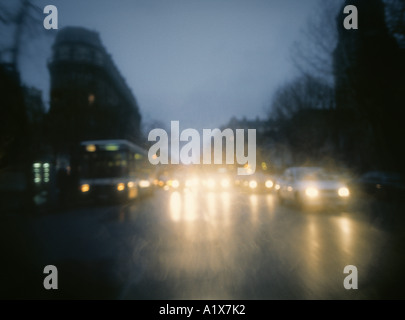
xmin=171 ymin=180 xmax=180 ymax=188
xmin=221 ymin=178 xmax=230 ymax=188
xmin=139 ymin=180 xmax=150 ymax=188
xmin=249 ymin=180 xmax=258 ymax=189
xmin=206 ymin=179 xmax=216 ymax=189
xmin=305 ymin=187 xmax=319 ymax=198
xmin=117 ymin=183 xmax=125 ymax=191
xmin=127 ymin=181 xmax=135 ymax=188
xmin=338 ymin=187 xmax=350 ymax=197
xmin=81 ymin=184 xmax=90 ymax=193
xmin=265 ymin=180 xmax=274 ymax=188
xmin=185 ymin=178 xmax=199 ymax=187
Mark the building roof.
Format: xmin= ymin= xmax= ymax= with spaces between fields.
xmin=53 ymin=26 xmax=103 ymax=49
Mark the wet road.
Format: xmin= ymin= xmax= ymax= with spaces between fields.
xmin=2 ymin=188 xmax=405 ymax=299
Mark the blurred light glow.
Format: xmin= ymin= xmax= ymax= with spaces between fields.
xmin=265 ymin=180 xmax=273 ymax=188
xmin=172 ymin=179 xmax=180 ymax=188
xmin=221 ymin=178 xmax=230 ymax=188
xmin=305 ymin=187 xmax=319 ymax=198
xmin=275 ymin=184 xmax=280 ymax=190
xmin=249 ymin=180 xmax=258 ymax=189
xmin=139 ymin=180 xmax=151 ymax=188
xmin=170 ymin=192 xmax=182 ymax=222
xmin=86 ymin=144 xmax=96 ymax=152
xmin=338 ymin=187 xmax=350 ymax=197
xmin=117 ymin=183 xmax=125 ymax=191
xmin=184 ymin=191 xmax=197 ymax=221
xmin=81 ymin=184 xmax=90 ymax=193
xmin=206 ymin=179 xmax=216 ymax=189
xmin=105 ymin=144 xmax=119 ymax=151
xmin=127 ymin=181 xmax=135 ymax=188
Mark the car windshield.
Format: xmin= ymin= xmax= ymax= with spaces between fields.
xmin=295 ymin=168 xmax=337 ymax=181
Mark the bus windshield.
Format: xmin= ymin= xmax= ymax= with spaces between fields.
xmin=79 ymin=150 xmax=129 ymax=179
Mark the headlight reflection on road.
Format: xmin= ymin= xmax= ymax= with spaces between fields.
xmin=249 ymin=194 xmax=259 ymax=224
xmin=169 ymin=191 xmax=182 ymax=222
xmin=337 ymin=216 xmax=353 ymax=254
xmin=206 ymin=192 xmax=217 ymax=224
xmin=220 ymin=192 xmax=231 ymax=226
xmin=184 ymin=190 xmax=198 ymax=221
xmin=306 ymin=215 xmax=320 ymax=273
xmin=265 ymin=194 xmax=275 ymax=215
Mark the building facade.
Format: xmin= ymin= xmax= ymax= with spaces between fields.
xmin=47 ymin=26 xmax=142 ymax=156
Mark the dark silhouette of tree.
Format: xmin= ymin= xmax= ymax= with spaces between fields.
xmin=269 ymin=75 xmax=335 ymax=121
xmin=0 ymin=0 xmax=43 ymax=68
xmin=290 ymin=0 xmax=344 ymax=84
xmin=266 ymin=76 xmax=337 ymax=166
xmin=334 ymin=0 xmax=405 ymax=174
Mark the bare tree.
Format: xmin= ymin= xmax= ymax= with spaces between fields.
xmin=269 ymin=75 xmax=335 ymax=121
xmin=290 ymin=0 xmax=344 ymax=84
xmin=0 ymin=0 xmax=43 ymax=68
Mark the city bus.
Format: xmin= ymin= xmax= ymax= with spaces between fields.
xmin=76 ymin=139 xmax=154 ymax=202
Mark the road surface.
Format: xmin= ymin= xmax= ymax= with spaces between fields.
xmin=1 ymin=188 xmax=405 ymax=299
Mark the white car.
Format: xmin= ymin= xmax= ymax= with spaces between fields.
xmin=278 ymin=167 xmax=350 ymax=208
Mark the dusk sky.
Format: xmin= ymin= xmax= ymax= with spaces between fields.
xmin=12 ymin=0 xmax=321 ymax=131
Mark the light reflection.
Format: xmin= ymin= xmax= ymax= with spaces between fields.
xmin=184 ymin=191 xmax=197 ymax=221
xmin=169 ymin=191 xmax=182 ymax=222
xmin=306 ymin=215 xmax=320 ymax=272
xmin=249 ymin=194 xmax=258 ymax=224
xmin=221 ymin=192 xmax=231 ymax=226
xmin=337 ymin=216 xmax=352 ymax=254
xmin=206 ymin=192 xmax=217 ymax=224
xmin=265 ymin=194 xmax=274 ymax=214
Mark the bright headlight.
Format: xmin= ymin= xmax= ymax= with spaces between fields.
xmin=265 ymin=180 xmax=274 ymax=188
xmin=338 ymin=187 xmax=350 ymax=197
xmin=117 ymin=183 xmax=125 ymax=191
xmin=249 ymin=180 xmax=258 ymax=189
xmin=305 ymin=187 xmax=319 ymax=198
xmin=185 ymin=178 xmax=199 ymax=188
xmin=221 ymin=178 xmax=230 ymax=188
xmin=139 ymin=180 xmax=150 ymax=188
xmin=81 ymin=184 xmax=90 ymax=193
xmin=206 ymin=179 xmax=216 ymax=189
xmin=171 ymin=180 xmax=180 ymax=188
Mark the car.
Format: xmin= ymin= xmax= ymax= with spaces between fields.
xmin=200 ymin=167 xmax=234 ymax=191
xmin=235 ymin=171 xmax=276 ymax=193
xmin=277 ymin=166 xmax=351 ymax=209
xmin=348 ymin=171 xmax=405 ymax=202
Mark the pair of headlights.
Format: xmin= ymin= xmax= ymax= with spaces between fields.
xmin=248 ymin=180 xmax=273 ymax=189
xmin=80 ymin=183 xmax=126 ymax=193
xmin=304 ymin=187 xmax=350 ymax=198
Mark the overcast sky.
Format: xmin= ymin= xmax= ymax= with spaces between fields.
xmin=12 ymin=0 xmax=320 ymax=131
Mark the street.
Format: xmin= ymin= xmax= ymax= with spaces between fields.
xmin=2 ymin=188 xmax=405 ymax=300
